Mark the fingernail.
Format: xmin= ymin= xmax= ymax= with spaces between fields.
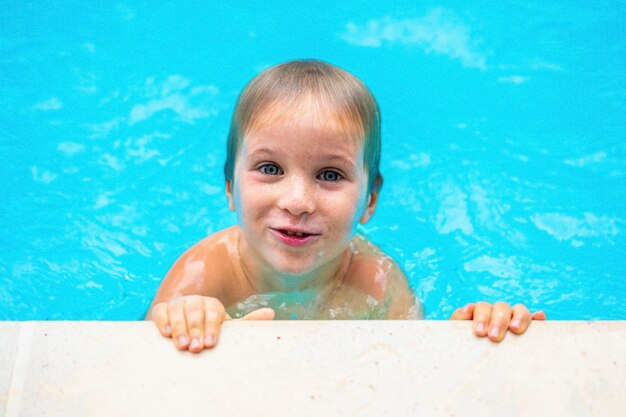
xmin=489 ymin=326 xmax=500 ymax=339
xmin=205 ymin=334 xmax=214 ymax=346
xmin=475 ymin=322 xmax=485 ymax=334
xmin=165 ymin=325 xmax=171 ymax=335
xmin=189 ymin=338 xmax=200 ymax=350
xmin=511 ymin=319 xmax=522 ymax=330
xmin=178 ymin=335 xmax=189 ymax=347
xmin=462 ymin=305 xmax=469 ymax=314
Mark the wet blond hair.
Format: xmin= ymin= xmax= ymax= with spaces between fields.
xmin=224 ymin=59 xmax=382 ymax=194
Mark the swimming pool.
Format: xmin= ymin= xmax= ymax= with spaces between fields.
xmin=1 ymin=1 xmax=624 ymax=320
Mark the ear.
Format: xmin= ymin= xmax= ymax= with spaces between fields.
xmin=225 ymin=180 xmax=236 ymax=211
xmin=359 ymin=174 xmax=382 ymax=224
xmin=359 ymin=190 xmax=379 ymax=225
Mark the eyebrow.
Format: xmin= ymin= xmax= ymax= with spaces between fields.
xmin=246 ymin=147 xmax=280 ymax=159
xmin=325 ymin=154 xmax=358 ymax=168
xmin=247 ymin=147 xmax=357 ymax=167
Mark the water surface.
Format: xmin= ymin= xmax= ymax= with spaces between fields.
xmin=1 ymin=1 xmax=624 ymax=319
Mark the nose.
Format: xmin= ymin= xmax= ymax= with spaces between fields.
xmin=276 ymin=175 xmax=316 ymax=217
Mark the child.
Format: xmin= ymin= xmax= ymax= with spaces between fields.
xmin=147 ymin=60 xmax=545 ymax=353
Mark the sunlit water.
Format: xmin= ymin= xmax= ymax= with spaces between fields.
xmin=1 ymin=1 xmax=624 ymax=320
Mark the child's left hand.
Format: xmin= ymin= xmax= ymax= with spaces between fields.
xmin=450 ymin=302 xmax=546 ymax=342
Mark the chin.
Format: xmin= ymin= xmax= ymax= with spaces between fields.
xmin=269 ymin=255 xmax=317 ymax=276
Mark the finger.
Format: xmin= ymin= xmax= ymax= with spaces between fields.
xmin=203 ymin=298 xmax=227 ymax=349
xmin=241 ymin=308 xmax=275 ymax=321
xmin=151 ymin=303 xmax=171 ymax=337
xmin=472 ymin=302 xmax=492 ymax=337
xmin=169 ymin=300 xmax=190 ymax=350
xmin=184 ymin=297 xmax=206 ymax=353
xmin=487 ymin=301 xmax=512 ymax=342
xmin=532 ymin=311 xmax=547 ymax=320
xmin=450 ymin=303 xmax=475 ymax=320
xmin=509 ymin=304 xmax=532 ymax=334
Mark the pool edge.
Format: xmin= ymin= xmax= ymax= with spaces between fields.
xmin=0 ymin=320 xmax=624 ymax=416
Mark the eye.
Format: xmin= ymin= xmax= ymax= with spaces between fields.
xmin=318 ymin=170 xmax=343 ymax=182
xmin=259 ymin=163 xmax=282 ymax=176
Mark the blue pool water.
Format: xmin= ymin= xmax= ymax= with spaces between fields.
xmin=1 ymin=1 xmax=624 ymax=320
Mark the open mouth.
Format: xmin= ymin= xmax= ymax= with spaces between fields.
xmin=271 ymin=228 xmax=320 ymax=247
xmin=278 ymin=229 xmax=313 ymax=238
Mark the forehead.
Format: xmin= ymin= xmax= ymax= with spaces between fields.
xmin=243 ymin=96 xmax=366 ymax=149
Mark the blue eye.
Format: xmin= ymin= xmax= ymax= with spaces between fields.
xmin=259 ymin=164 xmax=282 ymax=175
xmin=319 ymin=170 xmax=342 ymax=182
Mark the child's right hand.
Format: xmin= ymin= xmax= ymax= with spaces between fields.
xmin=150 ymin=295 xmax=275 ymax=353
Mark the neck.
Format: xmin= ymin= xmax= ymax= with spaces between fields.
xmin=237 ymin=229 xmax=352 ymax=296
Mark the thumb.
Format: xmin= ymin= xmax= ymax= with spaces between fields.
xmin=449 ymin=303 xmax=475 ymax=320
xmin=240 ymin=308 xmax=275 ymax=321
xmin=531 ymin=310 xmax=547 ymax=320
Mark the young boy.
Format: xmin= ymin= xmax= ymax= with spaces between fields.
xmin=148 ymin=60 xmax=545 ymax=353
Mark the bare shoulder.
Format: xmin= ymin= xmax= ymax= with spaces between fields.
xmin=185 ymin=226 xmax=239 ymax=261
xmin=345 ymin=234 xmax=423 ymax=319
xmin=149 ymin=226 xmax=240 ymax=307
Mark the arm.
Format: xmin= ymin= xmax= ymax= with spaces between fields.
xmin=347 ymin=235 xmax=422 ymax=319
xmin=147 ymin=230 xmax=273 ymax=353
xmin=146 ymin=239 xmax=220 ymax=313
xmin=147 ymin=237 xmax=230 ymax=352
xmin=383 ymin=263 xmax=423 ymax=319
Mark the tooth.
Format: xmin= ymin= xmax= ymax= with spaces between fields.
xmin=296 ymin=232 xmax=303 ymax=237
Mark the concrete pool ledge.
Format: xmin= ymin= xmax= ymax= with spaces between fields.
xmin=0 ymin=321 xmax=624 ymax=416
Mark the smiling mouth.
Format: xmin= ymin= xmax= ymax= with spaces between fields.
xmin=271 ymin=228 xmax=320 ymax=247
xmin=279 ymin=229 xmax=313 ymax=237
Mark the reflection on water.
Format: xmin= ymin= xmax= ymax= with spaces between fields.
xmin=228 ymin=291 xmax=390 ymax=320
xmin=1 ymin=1 xmax=624 ymax=320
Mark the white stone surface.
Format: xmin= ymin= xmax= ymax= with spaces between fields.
xmin=0 ymin=322 xmax=19 ymax=417
xmin=0 ymin=321 xmax=625 ymax=416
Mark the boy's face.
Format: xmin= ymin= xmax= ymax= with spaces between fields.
xmin=226 ymin=101 xmax=378 ymax=275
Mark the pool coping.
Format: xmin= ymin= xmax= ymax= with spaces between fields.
xmin=1 ymin=320 xmax=625 ymax=416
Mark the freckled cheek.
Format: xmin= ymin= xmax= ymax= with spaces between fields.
xmin=321 ymin=191 xmax=363 ymax=234
xmin=234 ymin=179 xmax=272 ymax=227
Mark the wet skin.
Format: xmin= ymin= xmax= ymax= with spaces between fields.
xmin=148 ymin=227 xmax=419 ymax=351
xmin=148 ymin=99 xmax=544 ymax=353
